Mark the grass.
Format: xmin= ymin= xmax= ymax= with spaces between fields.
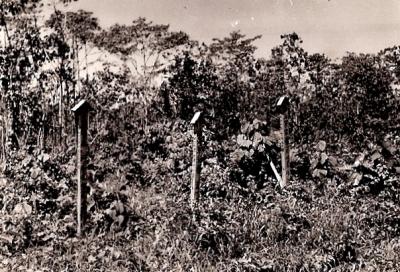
xmin=1 ymin=130 xmax=399 ymax=271
xmin=2 ymin=178 xmax=400 ymax=271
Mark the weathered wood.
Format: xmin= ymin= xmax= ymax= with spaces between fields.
xmin=190 ymin=112 xmax=202 ymax=208
xmin=72 ymin=100 xmax=93 ymax=237
xmin=277 ymin=96 xmax=290 ymax=188
xmin=280 ymin=113 xmax=289 ymax=188
xmin=0 ymin=126 xmax=4 ymax=161
xmin=59 ymin=84 xmax=64 ymax=150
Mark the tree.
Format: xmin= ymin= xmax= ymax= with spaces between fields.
xmin=166 ymin=52 xmax=218 ymax=119
xmin=94 ymin=17 xmax=192 ymax=87
xmin=270 ymin=32 xmax=307 ymax=96
xmin=339 ymin=53 xmax=394 ymax=144
xmin=45 ymin=9 xmax=100 ymax=99
xmin=209 ymin=31 xmax=260 ymax=78
xmin=0 ymin=0 xmax=47 ymax=151
xmin=378 ymin=46 xmax=400 ymax=85
xmin=0 ymin=0 xmax=81 ymax=153
xmin=251 ymin=33 xmax=309 ymax=144
xmin=64 ymin=9 xmax=100 ymax=88
xmin=208 ymin=31 xmax=261 ymax=130
xmin=44 ymin=8 xmax=99 ymax=149
xmin=44 ymin=8 xmax=73 ymax=149
xmin=165 ymin=32 xmax=262 ymax=139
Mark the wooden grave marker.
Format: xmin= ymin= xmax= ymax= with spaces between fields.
xmin=276 ymin=95 xmax=290 ymax=188
xmin=71 ymin=99 xmax=93 ymax=237
xmin=190 ymin=111 xmax=203 ymax=209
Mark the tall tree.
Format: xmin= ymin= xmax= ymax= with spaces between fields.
xmin=94 ymin=17 xmax=192 ymax=86
xmin=208 ymin=31 xmax=261 ymax=129
xmin=0 ymin=0 xmax=47 ymax=151
xmin=44 ymin=7 xmax=99 ymax=149
xmin=339 ymin=53 xmax=393 ymax=143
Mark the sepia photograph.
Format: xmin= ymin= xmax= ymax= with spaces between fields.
xmin=0 ymin=0 xmax=399 ymax=271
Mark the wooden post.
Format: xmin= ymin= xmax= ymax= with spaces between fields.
xmin=71 ymin=100 xmax=93 ymax=237
xmin=280 ymin=112 xmax=289 ymax=187
xmin=59 ymin=84 xmax=64 ymax=150
xmin=0 ymin=126 xmax=4 ymax=160
xmin=190 ymin=112 xmax=202 ymax=208
xmin=277 ymin=96 xmax=290 ymax=188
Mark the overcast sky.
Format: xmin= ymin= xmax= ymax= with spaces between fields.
xmin=68 ymin=0 xmax=400 ymax=59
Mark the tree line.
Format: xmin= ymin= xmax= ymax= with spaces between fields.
xmin=0 ymin=0 xmax=399 ymax=160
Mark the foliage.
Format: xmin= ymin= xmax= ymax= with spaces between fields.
xmin=0 ymin=4 xmax=400 ymax=271
xmin=94 ymin=17 xmax=193 ymax=86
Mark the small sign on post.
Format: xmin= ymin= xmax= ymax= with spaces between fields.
xmin=71 ymin=100 xmax=93 ymax=237
xmin=276 ymin=96 xmax=290 ymax=188
xmin=190 ymin=112 xmax=203 ymax=209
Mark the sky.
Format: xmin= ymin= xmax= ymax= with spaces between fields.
xmin=66 ymin=0 xmax=400 ymax=60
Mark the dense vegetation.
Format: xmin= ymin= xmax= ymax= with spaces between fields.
xmin=0 ymin=0 xmax=399 ymax=271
